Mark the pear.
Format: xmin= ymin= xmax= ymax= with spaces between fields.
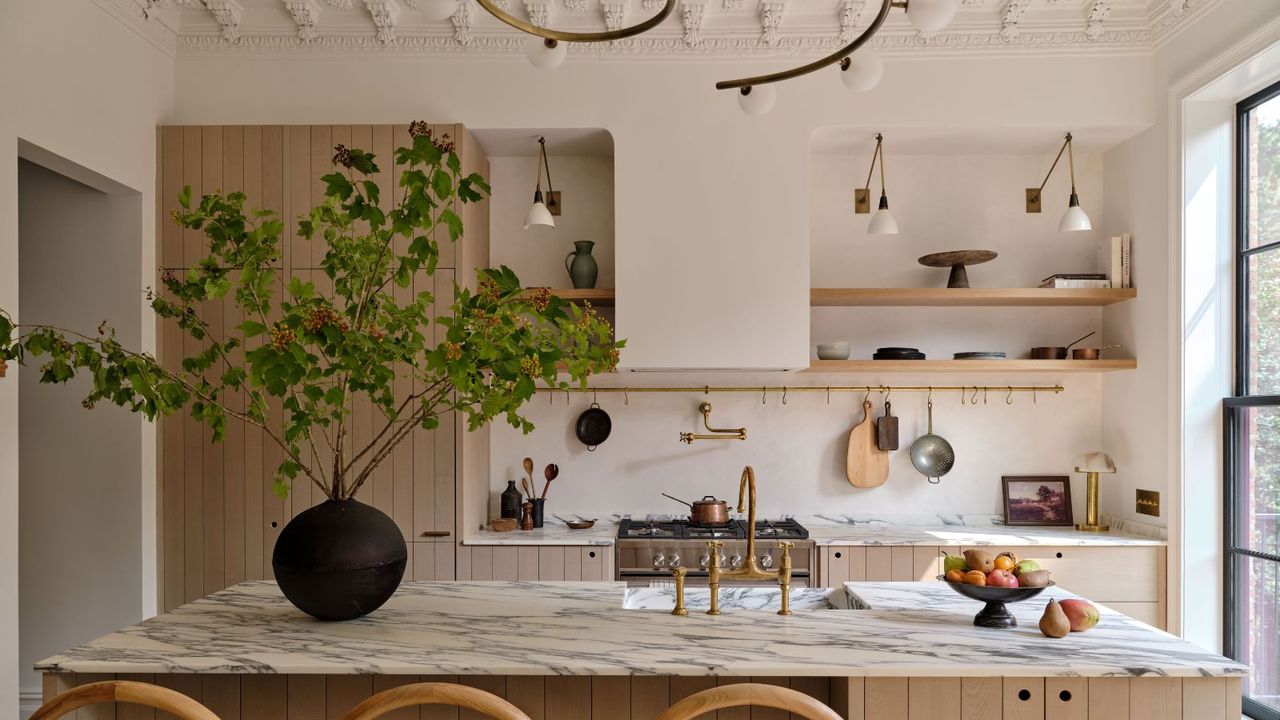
xmin=1013 ymin=559 xmax=1041 ymax=576
xmin=1039 ymin=599 xmax=1070 ymax=638
xmin=942 ymin=554 xmax=968 ymax=574
xmin=963 ymin=549 xmax=995 ymax=574
xmin=1019 ymin=569 xmax=1052 ymax=588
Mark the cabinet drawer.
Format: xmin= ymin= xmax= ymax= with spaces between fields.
xmin=978 ymin=546 xmax=1160 ymax=602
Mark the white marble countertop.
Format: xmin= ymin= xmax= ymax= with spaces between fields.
xmin=464 ymin=517 xmax=1165 ymax=547
xmin=38 ymin=581 xmax=1241 ymax=678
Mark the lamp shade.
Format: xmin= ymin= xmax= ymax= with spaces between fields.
xmin=737 ymin=84 xmax=777 ymax=116
xmin=418 ymin=0 xmax=459 ymax=20
xmin=1073 ymin=451 xmax=1116 ymax=474
xmin=524 ymin=193 xmax=555 ymax=229
xmin=905 ymin=0 xmax=959 ymax=33
xmin=525 ymin=37 xmax=566 ymax=70
xmin=840 ymin=50 xmax=884 ymax=93
xmin=867 ymin=194 xmax=899 ymax=235
xmin=1058 ymin=192 xmax=1092 ymax=232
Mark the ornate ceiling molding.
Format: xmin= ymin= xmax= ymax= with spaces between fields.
xmin=680 ymin=0 xmax=706 ymax=47
xmin=759 ymin=0 xmax=786 ymax=48
xmin=1083 ymin=0 xmax=1112 ymax=41
xmin=999 ymin=0 xmax=1029 ymax=41
xmin=285 ymin=0 xmax=323 ymax=42
xmin=601 ymin=0 xmax=626 ymax=31
xmin=452 ymin=0 xmax=474 ymax=43
xmin=838 ymin=0 xmax=865 ymax=43
xmin=205 ymin=0 xmax=245 ymax=41
xmin=364 ymin=0 xmax=400 ymax=44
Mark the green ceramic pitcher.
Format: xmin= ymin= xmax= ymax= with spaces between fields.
xmin=565 ymin=240 xmax=599 ymax=289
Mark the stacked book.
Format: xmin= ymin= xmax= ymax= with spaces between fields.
xmin=1041 ymin=273 xmax=1110 ymax=289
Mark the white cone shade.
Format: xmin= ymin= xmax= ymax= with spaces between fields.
xmin=840 ymin=51 xmax=884 ymax=92
xmin=1058 ymin=193 xmax=1092 ymax=232
xmin=868 ymin=207 xmax=899 ymax=235
xmin=524 ymin=199 xmax=555 ymax=229
xmin=418 ymin=0 xmax=459 ymax=20
xmin=905 ymin=0 xmax=959 ymax=33
xmin=525 ymin=37 xmax=566 ymax=70
xmin=737 ymin=84 xmax=777 ymax=116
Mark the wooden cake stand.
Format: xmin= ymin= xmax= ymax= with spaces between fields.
xmin=918 ymin=250 xmax=998 ymax=288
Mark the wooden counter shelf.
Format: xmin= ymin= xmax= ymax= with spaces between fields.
xmin=521 ymin=288 xmax=615 ymax=306
xmin=811 ymin=287 xmax=1137 ymax=307
xmin=804 ymin=359 xmax=1138 ymax=373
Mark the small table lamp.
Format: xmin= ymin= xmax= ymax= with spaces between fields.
xmin=1074 ymin=451 xmax=1115 ymax=532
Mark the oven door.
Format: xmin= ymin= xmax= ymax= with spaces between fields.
xmin=618 ymin=572 xmax=812 ymax=589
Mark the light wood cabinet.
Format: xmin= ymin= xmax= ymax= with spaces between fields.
xmin=156 ymin=124 xmax=490 ymax=610
xmin=456 ymin=545 xmax=613 ymax=581
xmin=820 ymin=545 xmax=960 ymax=586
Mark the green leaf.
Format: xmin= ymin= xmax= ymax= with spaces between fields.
xmin=179 ymin=185 xmax=192 ymax=209
xmin=239 ymin=320 xmax=268 ymax=337
xmin=440 ymin=208 xmax=463 ymax=242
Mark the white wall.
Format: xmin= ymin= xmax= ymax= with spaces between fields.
xmin=1099 ymin=0 xmax=1280 ymax=646
xmin=489 ymin=155 xmax=616 ymax=289
xmin=17 ymin=159 xmax=144 ymax=698
xmin=0 ymin=1 xmax=175 ymax=712
xmin=172 ymin=52 xmax=1156 ymax=371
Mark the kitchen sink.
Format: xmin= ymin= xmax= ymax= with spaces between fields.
xmin=621 ymin=586 xmax=864 ymax=612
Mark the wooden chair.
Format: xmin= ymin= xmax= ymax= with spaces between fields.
xmin=343 ymin=681 xmax=532 ymax=720
xmin=657 ymin=683 xmax=843 ymax=720
xmin=30 ymin=680 xmax=221 ymax=720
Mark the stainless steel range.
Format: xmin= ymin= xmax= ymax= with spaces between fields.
xmin=615 ymin=518 xmax=815 ymax=588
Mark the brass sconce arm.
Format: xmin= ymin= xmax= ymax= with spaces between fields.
xmin=1026 ymin=132 xmax=1075 ymax=213
xmin=854 ymin=133 xmax=886 ymax=214
xmin=679 ymin=402 xmax=747 ymax=444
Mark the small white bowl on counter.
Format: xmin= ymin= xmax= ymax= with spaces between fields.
xmin=816 ymin=342 xmax=851 ymax=360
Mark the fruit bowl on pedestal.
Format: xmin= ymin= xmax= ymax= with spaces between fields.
xmin=937 ymin=576 xmax=1055 ymax=629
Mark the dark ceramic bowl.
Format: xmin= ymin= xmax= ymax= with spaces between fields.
xmin=937 ymin=576 xmax=1054 ymax=629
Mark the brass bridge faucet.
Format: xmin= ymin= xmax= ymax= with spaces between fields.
xmin=701 ymin=465 xmax=794 ymax=616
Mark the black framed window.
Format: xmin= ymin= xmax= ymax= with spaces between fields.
xmin=1225 ymin=78 xmax=1280 ymax=720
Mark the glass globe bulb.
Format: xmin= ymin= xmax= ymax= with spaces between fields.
xmin=737 ymin=85 xmax=777 ymax=116
xmin=418 ymin=0 xmax=459 ymax=21
xmin=525 ymin=37 xmax=566 ymax=71
xmin=905 ymin=0 xmax=959 ymax=33
xmin=840 ymin=51 xmax=884 ymax=93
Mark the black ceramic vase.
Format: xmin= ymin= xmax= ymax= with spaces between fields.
xmin=271 ymin=499 xmax=407 ymax=621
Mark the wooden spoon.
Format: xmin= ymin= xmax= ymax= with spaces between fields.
xmin=542 ymin=463 xmax=559 ymax=499
xmin=521 ymin=477 xmax=534 ymax=500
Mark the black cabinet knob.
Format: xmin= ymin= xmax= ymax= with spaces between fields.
xmin=589 ymin=551 xmax=597 ymax=558
xmin=1018 ymin=689 xmax=1032 ymax=702
xmin=1056 ymin=552 xmax=1064 ymax=558
xmin=835 ymin=552 xmax=843 ymax=559
xmin=1059 ymin=690 xmax=1072 ymax=702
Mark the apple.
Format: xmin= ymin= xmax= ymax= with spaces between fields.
xmin=1059 ymin=599 xmax=1100 ymax=632
xmin=986 ymin=569 xmax=1020 ymax=588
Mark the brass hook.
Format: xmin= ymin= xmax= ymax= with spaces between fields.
xmin=782 ymin=386 xmax=788 ymax=405
xmin=970 ymin=386 xmax=979 ymax=405
xmin=960 ymin=386 xmax=967 ymax=405
xmin=593 ymin=389 xmax=598 ymax=406
xmin=927 ymin=386 xmax=933 ymax=404
xmin=881 ymin=385 xmax=890 ymax=402
xmin=1033 ymin=387 xmax=1038 ymax=404
xmin=762 ymin=386 xmax=767 ymax=405
xmin=624 ymin=387 xmax=630 ymax=405
xmin=826 ymin=386 xmax=831 ymax=405
xmin=862 ymin=388 xmax=871 ymax=405
xmin=1006 ymin=386 xmax=1014 ymax=405
xmin=983 ymin=387 xmax=988 ymax=405
xmin=704 ymin=385 xmax=710 ymax=395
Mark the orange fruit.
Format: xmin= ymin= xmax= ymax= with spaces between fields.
xmin=993 ymin=555 xmax=1016 ymax=571
xmin=963 ymin=570 xmax=987 ymax=586
xmin=945 ymin=569 xmax=965 ymax=583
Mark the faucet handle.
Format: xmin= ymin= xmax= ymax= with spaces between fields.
xmin=777 ymin=541 xmax=795 ymax=551
xmin=705 ymin=540 xmax=724 ymax=550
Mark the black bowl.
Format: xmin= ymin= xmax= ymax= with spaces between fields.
xmin=937 ymin=576 xmax=1054 ymax=628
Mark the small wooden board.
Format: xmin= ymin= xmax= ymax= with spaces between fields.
xmin=846 ymin=400 xmax=889 ymax=488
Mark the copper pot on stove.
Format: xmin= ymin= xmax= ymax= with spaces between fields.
xmin=661 ymin=493 xmax=731 ymax=525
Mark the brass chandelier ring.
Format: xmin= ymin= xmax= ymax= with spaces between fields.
xmin=473 ymin=0 xmax=679 ymax=43
xmin=715 ymin=0 xmax=895 ymax=90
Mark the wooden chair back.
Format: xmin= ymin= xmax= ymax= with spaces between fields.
xmin=657 ymin=683 xmax=844 ymax=720
xmin=30 ymin=680 xmax=221 ymax=720
xmin=342 ymin=681 xmax=532 ymax=720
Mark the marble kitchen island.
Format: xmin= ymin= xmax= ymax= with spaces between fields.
xmin=38 ymin=581 xmax=1244 ymax=719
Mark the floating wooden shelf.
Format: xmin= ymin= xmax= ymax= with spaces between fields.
xmin=522 ymin=288 xmax=615 ymax=306
xmin=803 ymin=359 xmax=1138 ymax=374
xmin=810 ymin=287 xmax=1137 ymax=307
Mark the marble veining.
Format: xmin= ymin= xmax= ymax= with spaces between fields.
xmin=38 ymin=581 xmax=1242 ymax=678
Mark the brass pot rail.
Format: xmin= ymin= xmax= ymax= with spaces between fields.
xmin=536 ymin=384 xmax=1063 ymax=400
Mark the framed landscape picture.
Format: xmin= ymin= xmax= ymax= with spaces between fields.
xmin=1002 ymin=475 xmax=1073 ymax=526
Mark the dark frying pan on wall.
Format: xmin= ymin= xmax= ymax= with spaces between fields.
xmin=575 ymin=403 xmax=612 ymax=451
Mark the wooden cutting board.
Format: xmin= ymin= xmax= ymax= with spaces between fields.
xmin=846 ymin=400 xmax=890 ymax=488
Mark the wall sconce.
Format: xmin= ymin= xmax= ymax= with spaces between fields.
xmin=1026 ymin=132 xmax=1092 ymax=232
xmin=1073 ymin=450 xmax=1115 ymax=532
xmin=853 ymin=133 xmax=898 ymax=235
xmin=523 ymin=136 xmax=561 ymax=230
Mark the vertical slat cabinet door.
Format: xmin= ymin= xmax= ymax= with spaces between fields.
xmin=287 ymin=676 xmax=326 ymax=720
xmin=592 ymin=677 xmax=631 ymax=720
xmin=259 ymin=127 xmax=287 ymax=579
xmin=864 ymin=678 xmax=908 ymax=720
xmin=1044 ymin=678 xmax=1087 ymax=720
xmin=1003 ymin=678 xmax=1045 ymax=720
xmin=493 ymin=547 xmax=519 ymax=581
xmin=546 ymin=677 xmax=591 ymax=720
xmin=960 ymin=678 xmax=1001 ymax=720
xmin=908 ymin=678 xmax=960 ymax=720
xmin=200 ymin=126 xmax=227 ymax=599
xmin=581 ymin=548 xmax=607 ymax=580
xmin=914 ymin=546 xmax=960 ymax=581
xmin=221 ymin=127 xmax=247 ymax=592
xmin=159 ymin=127 xmax=186 ymax=612
xmin=460 ymin=677 xmax=506 ymax=720
xmin=831 ymin=678 xmax=864 ymax=720
xmin=241 ymin=676 xmax=287 ymax=720
xmin=201 ymin=676 xmax=241 ymax=720
xmin=1086 ymin=678 xmax=1129 ymax=720
xmin=116 ymin=673 xmax=156 ymax=720
xmin=506 ymin=677 xmax=546 ymax=720
xmin=517 ymin=546 xmax=540 ymax=580
xmin=789 ymin=677 xmax=831 ymax=720
xmin=716 ymin=677 xmax=749 ymax=720
xmin=748 ymin=677 xmax=789 ymax=720
xmin=241 ymin=125 xmax=266 ymax=583
xmin=370 ymin=676 xmax=426 ymax=720
xmin=1180 ymin=678 xmax=1226 ymax=720
xmin=538 ymin=547 xmax=566 ymax=580
xmin=182 ymin=125 xmax=205 ymax=607
xmin=433 ymin=269 xmax=458 ymax=577
xmin=325 ymin=676 xmax=373 ymax=720
xmin=822 ymin=547 xmax=848 ymax=586
xmin=1128 ymin=679 xmax=1180 ymax=720
xmin=866 ymin=548 xmax=894 ymax=582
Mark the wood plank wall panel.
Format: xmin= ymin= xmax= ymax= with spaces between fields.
xmin=156 ymin=125 xmax=484 ymax=609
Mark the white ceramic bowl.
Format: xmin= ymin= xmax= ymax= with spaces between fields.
xmin=816 ymin=342 xmax=851 ymax=360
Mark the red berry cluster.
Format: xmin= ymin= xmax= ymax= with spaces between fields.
xmin=270 ymin=323 xmax=297 ymax=352
xmin=407 ymin=121 xmax=455 ymax=154
xmin=303 ymin=306 xmax=347 ymax=333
